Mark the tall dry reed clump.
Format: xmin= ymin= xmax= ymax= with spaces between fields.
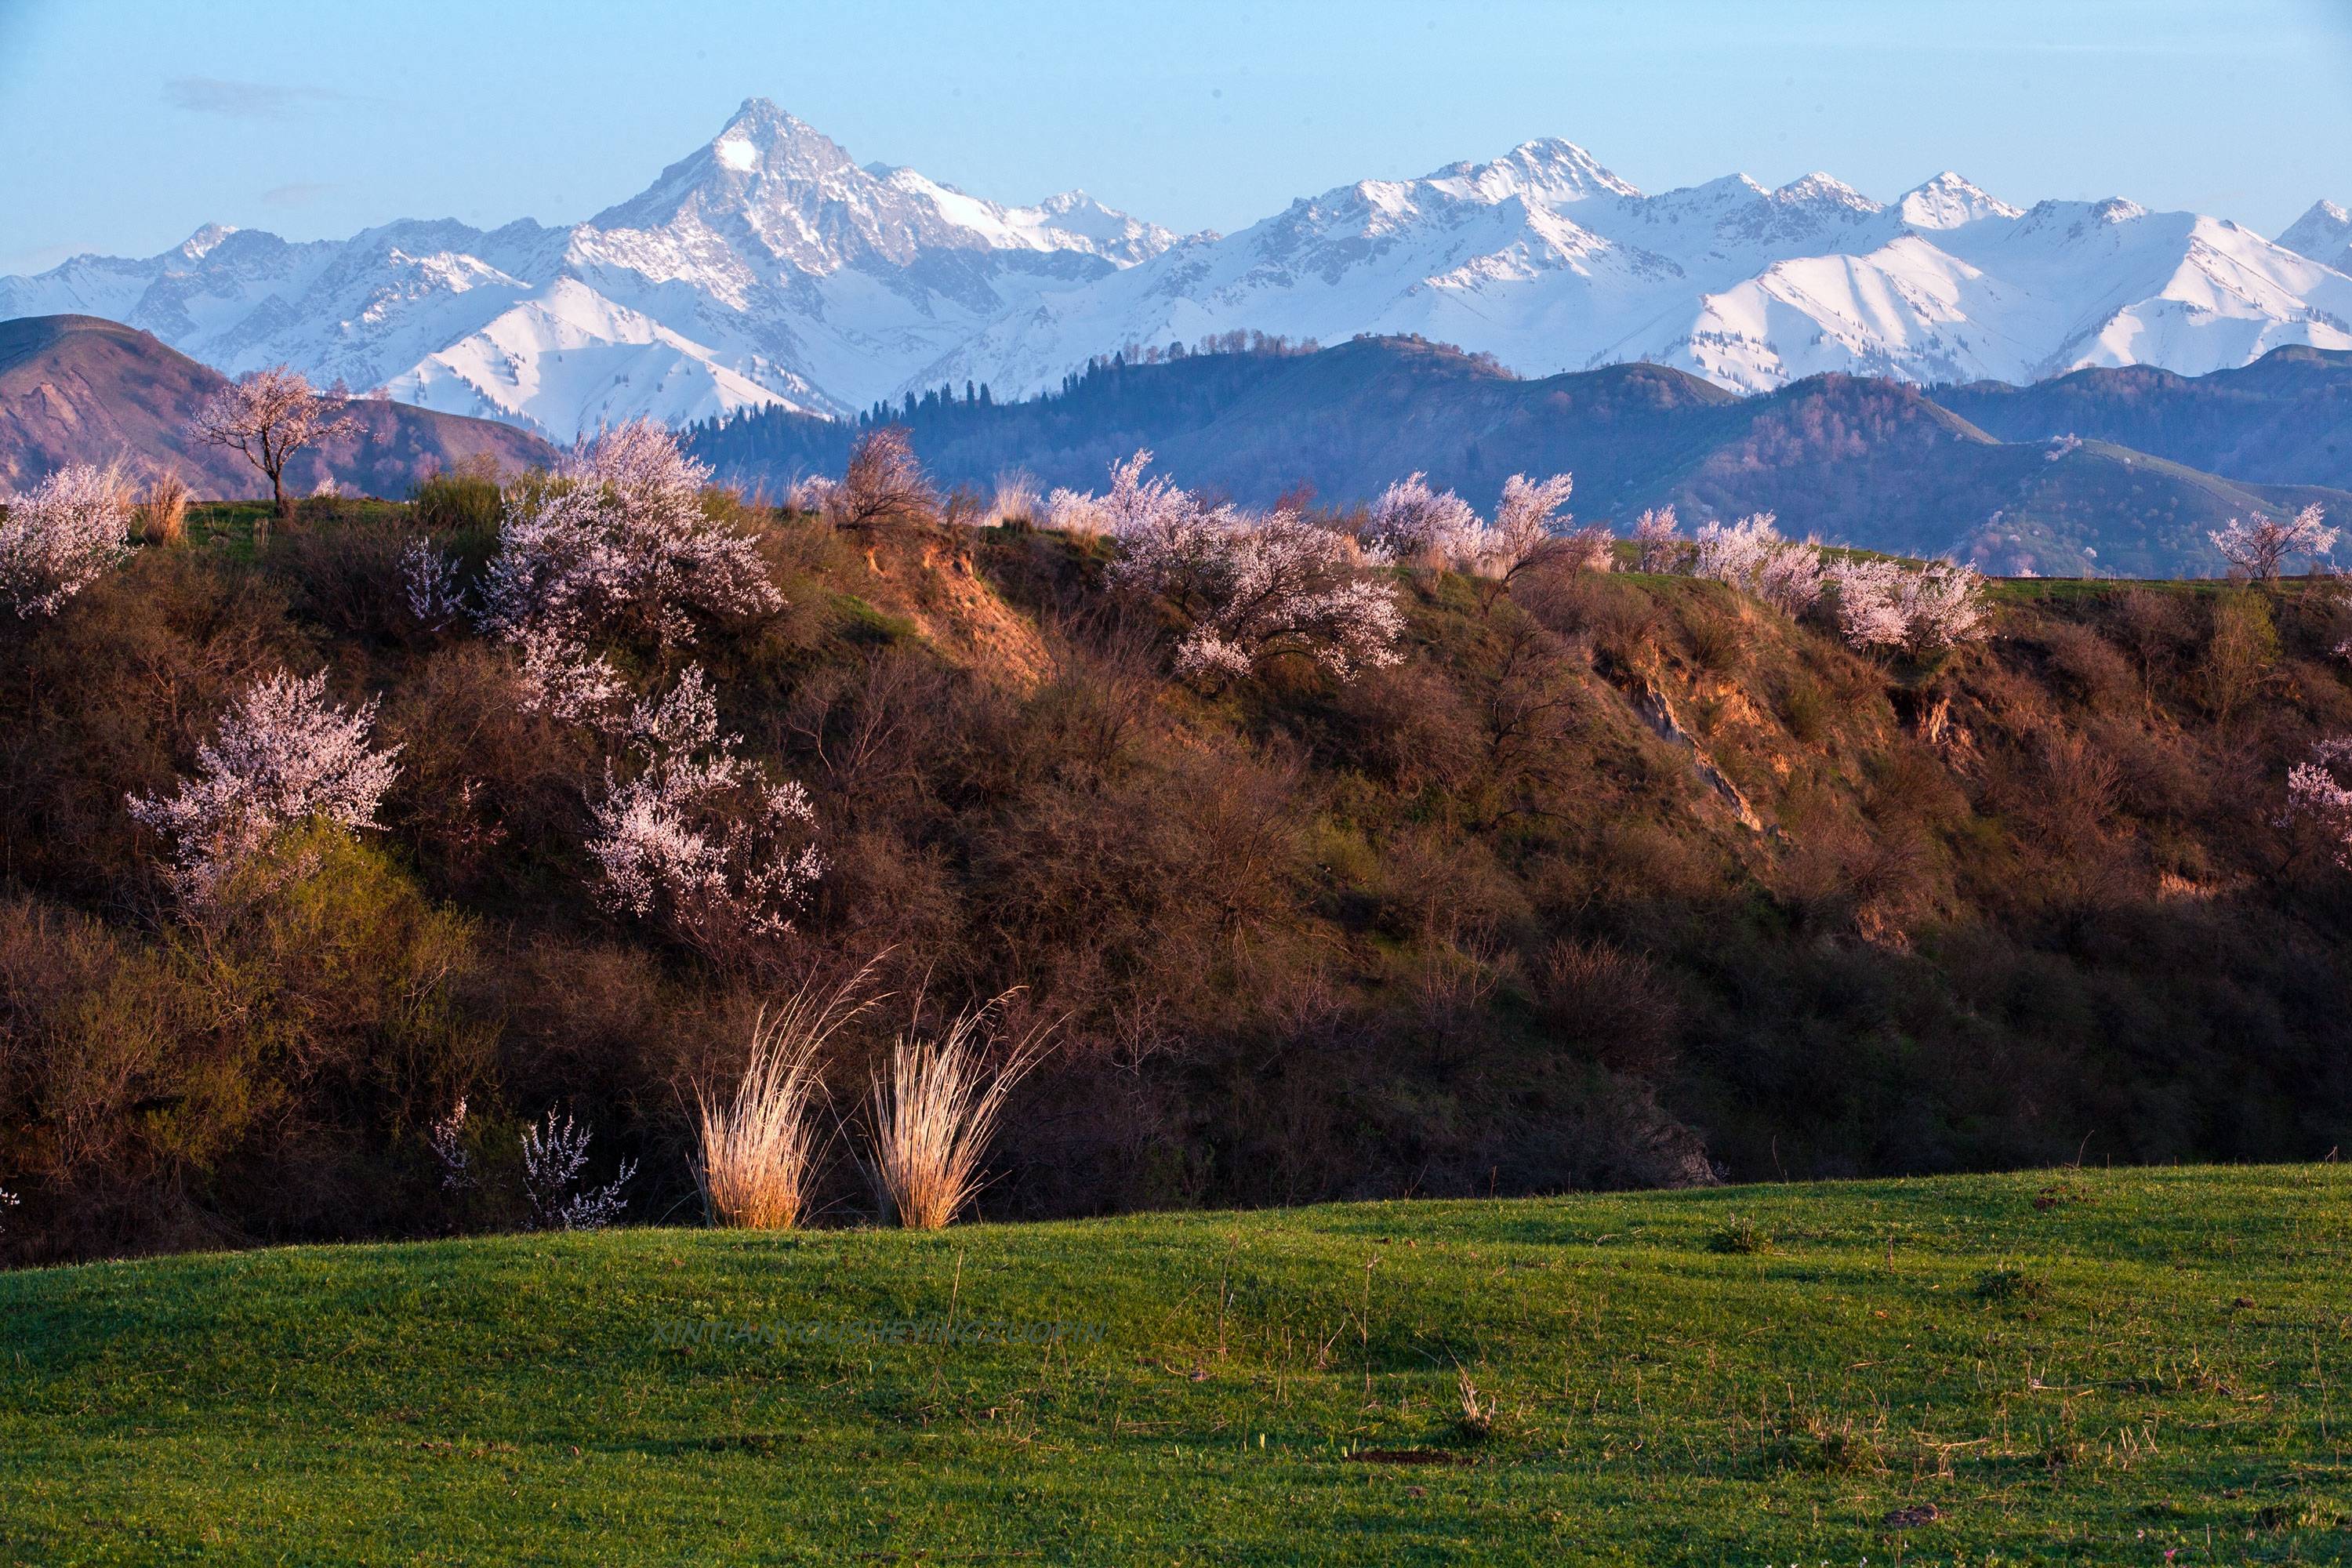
xmin=990 ymin=470 xmax=1041 ymax=526
xmin=136 ymin=471 xmax=190 ymax=546
xmin=866 ymin=997 xmax=1047 ymax=1229
xmin=694 ymin=964 xmax=879 ymax=1229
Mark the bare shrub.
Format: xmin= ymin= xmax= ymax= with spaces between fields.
xmin=2201 ymin=589 xmax=2279 ymax=722
xmin=866 ymin=997 xmax=1048 ymax=1229
xmin=412 ymin=456 xmax=503 ymax=534
xmin=1534 ymin=938 xmax=1680 ymax=1078
xmin=824 ymin=426 xmax=938 ymax=530
xmin=695 ymin=964 xmax=880 ymax=1229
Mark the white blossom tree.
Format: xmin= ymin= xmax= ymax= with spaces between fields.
xmin=586 ymin=666 xmax=824 ymax=955
xmin=400 ymin=537 xmax=465 ymax=630
xmin=1363 ymin=472 xmax=1479 ymax=565
xmin=2285 ymin=737 xmax=2352 ymax=869
xmin=187 ymin=366 xmax=356 ymax=523
xmin=128 ymin=669 xmax=403 ymax=906
xmin=1690 ymin=513 xmax=1827 ymax=615
xmin=1632 ymin=506 xmax=1687 ymax=573
xmin=1466 ymin=472 xmax=1581 ymax=581
xmin=2210 ymin=504 xmax=2337 ymax=581
xmin=0 ymin=463 xmax=134 ymax=616
xmin=477 ymin=421 xmax=782 ymax=716
xmin=520 ymin=1110 xmax=635 ymax=1230
xmin=1091 ymin=452 xmax=1404 ymax=684
xmin=1824 ymin=557 xmax=1991 ymax=655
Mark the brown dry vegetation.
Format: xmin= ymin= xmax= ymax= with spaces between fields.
xmin=2 ymin=490 xmax=2350 ymax=1264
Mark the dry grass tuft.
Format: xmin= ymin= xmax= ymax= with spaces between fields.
xmin=990 ymin=470 xmax=1041 ymax=526
xmin=136 ymin=470 xmax=191 ymax=546
xmin=866 ymin=996 xmax=1048 ymax=1229
xmin=694 ymin=963 xmax=881 ymax=1229
xmin=1454 ymin=1366 xmax=1495 ymax=1444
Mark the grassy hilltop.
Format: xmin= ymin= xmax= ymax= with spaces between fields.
xmin=5 ymin=1166 xmax=2350 ymax=1565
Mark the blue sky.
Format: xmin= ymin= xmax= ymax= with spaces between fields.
xmin=4 ymin=0 xmax=2350 ymax=273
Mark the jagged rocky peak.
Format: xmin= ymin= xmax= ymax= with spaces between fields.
xmin=1897 ymin=172 xmax=2024 ymax=230
xmin=176 ymin=223 xmax=241 ymax=262
xmin=1772 ymin=172 xmax=1882 ymax=214
xmin=1424 ymin=137 xmax=1643 ymax=204
xmin=705 ymin=96 xmax=858 ymax=180
xmin=2278 ymin=199 xmax=2352 ymax=267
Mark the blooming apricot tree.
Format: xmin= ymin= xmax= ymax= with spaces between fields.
xmin=128 ymin=669 xmax=402 ymax=906
xmin=1363 ymin=472 xmax=1479 ymax=564
xmin=1690 ymin=513 xmax=1826 ymax=615
xmin=1632 ymin=506 xmax=1688 ymax=573
xmin=1090 ymin=451 xmax=1404 ymax=684
xmin=2285 ymin=737 xmax=2352 ymax=870
xmin=586 ymin=666 xmax=824 ymax=953
xmin=477 ymin=421 xmax=780 ymax=715
xmin=1825 ymin=557 xmax=1991 ymax=655
xmin=2210 ymin=504 xmax=2337 ymax=581
xmin=187 ymin=366 xmax=354 ymax=521
xmin=0 ymin=463 xmax=134 ymax=617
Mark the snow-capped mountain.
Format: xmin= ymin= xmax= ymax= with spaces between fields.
xmin=922 ymin=149 xmax=2352 ymax=400
xmin=0 ymin=100 xmax=1179 ymax=436
xmin=6 ymin=100 xmax=2347 ymax=435
xmin=2279 ymin=200 xmax=2352 ymax=274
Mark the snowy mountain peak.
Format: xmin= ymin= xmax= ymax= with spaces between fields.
xmin=1772 ymin=172 xmax=1881 ymax=214
xmin=1896 ymin=172 xmax=2023 ymax=230
xmin=9 ymin=111 xmax=2351 ymax=440
xmin=176 ymin=223 xmax=239 ymax=261
xmin=711 ymin=97 xmax=854 ymax=174
xmin=1425 ymin=138 xmax=1642 ymax=205
xmin=2279 ymin=199 xmax=2352 ymax=269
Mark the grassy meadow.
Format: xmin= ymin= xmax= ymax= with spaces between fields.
xmin=5 ymin=1165 xmax=2350 ymax=1565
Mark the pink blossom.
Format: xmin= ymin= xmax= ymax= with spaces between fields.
xmin=1690 ymin=513 xmax=1826 ymax=615
xmin=1826 ymin=558 xmax=1990 ymax=655
xmin=2211 ymin=503 xmax=2336 ymax=580
xmin=585 ymin=666 xmax=824 ymax=951
xmin=478 ymin=422 xmax=782 ymax=712
xmin=0 ymin=464 xmax=133 ymax=617
xmin=127 ymin=669 xmax=402 ymax=906
xmin=2285 ymin=737 xmax=2352 ymax=869
xmin=1087 ymin=452 xmax=1405 ymax=684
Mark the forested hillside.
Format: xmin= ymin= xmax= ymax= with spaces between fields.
xmin=3 ymin=427 xmax=2351 ymax=1266
xmin=685 ymin=336 xmax=2352 ymax=578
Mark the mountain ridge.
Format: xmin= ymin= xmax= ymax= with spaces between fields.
xmin=0 ymin=314 xmax=558 ymax=496
xmin=685 ymin=334 xmax=2352 ymax=578
xmin=5 ymin=100 xmax=2349 ymax=438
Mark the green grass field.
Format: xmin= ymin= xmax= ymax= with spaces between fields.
xmin=5 ymin=1167 xmax=2349 ymax=1565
